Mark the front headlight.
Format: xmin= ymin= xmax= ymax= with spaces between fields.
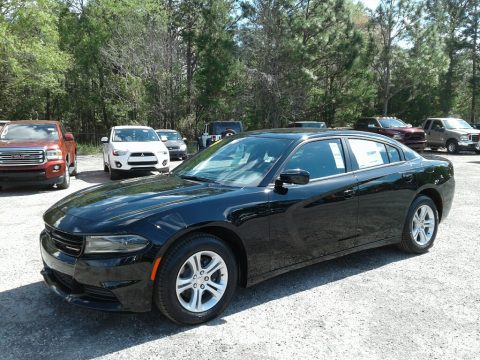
xmin=460 ymin=135 xmax=469 ymax=141
xmin=180 ymin=144 xmax=187 ymax=151
xmin=84 ymin=234 xmax=149 ymax=254
xmin=46 ymin=149 xmax=63 ymax=161
xmin=112 ymin=149 xmax=128 ymax=156
xmin=392 ymin=134 xmax=404 ymax=140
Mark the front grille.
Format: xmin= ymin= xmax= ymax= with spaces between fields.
xmin=51 ymin=270 xmax=117 ymax=301
xmin=405 ymin=132 xmax=425 ymax=141
xmin=167 ymin=146 xmax=179 ymax=150
xmin=127 ymin=160 xmax=158 ymax=166
xmin=471 ymin=134 xmax=479 ymax=142
xmin=45 ymin=225 xmax=84 ymax=257
xmin=130 ymin=152 xmax=154 ymax=157
xmin=0 ymin=148 xmax=45 ymax=166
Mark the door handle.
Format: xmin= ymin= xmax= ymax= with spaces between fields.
xmin=344 ymin=189 xmax=355 ymax=198
xmin=402 ymin=173 xmax=414 ymax=182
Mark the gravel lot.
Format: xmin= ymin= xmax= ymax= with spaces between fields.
xmin=0 ymin=152 xmax=479 ymax=360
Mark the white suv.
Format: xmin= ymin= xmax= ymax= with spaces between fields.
xmin=101 ymin=126 xmax=170 ymax=180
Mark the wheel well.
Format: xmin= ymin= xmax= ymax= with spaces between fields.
xmin=418 ymin=188 xmax=443 ymax=221
xmin=171 ymin=226 xmax=248 ymax=287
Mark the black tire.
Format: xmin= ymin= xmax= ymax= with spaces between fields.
xmin=429 ymin=147 xmax=438 ymax=151
xmin=154 ymin=233 xmax=238 ymax=325
xmin=446 ymin=139 xmax=459 ymax=154
xmin=57 ymin=163 xmax=71 ymax=190
xmin=475 ymin=149 xmax=480 ymax=155
xmin=109 ymin=168 xmax=121 ymax=180
xmin=70 ymin=154 xmax=78 ymax=176
xmin=104 ymin=163 xmax=109 ymax=172
xmin=398 ymin=196 xmax=439 ymax=254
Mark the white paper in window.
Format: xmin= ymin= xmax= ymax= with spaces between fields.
xmin=329 ymin=142 xmax=345 ymax=169
xmin=350 ymin=139 xmax=384 ymax=169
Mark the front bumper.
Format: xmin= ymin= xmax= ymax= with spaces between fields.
xmin=403 ymin=140 xmax=427 ymax=151
xmin=109 ymin=154 xmax=169 ymax=171
xmin=168 ymin=149 xmax=187 ymax=159
xmin=458 ymin=140 xmax=480 ymax=150
xmin=40 ymin=230 xmax=154 ymax=312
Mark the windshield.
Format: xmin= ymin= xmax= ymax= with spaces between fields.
xmin=0 ymin=124 xmax=59 ymax=141
xmin=292 ymin=122 xmax=326 ymax=128
xmin=174 ymin=136 xmax=292 ymax=187
xmin=444 ymin=119 xmax=472 ymax=129
xmin=112 ymin=128 xmax=159 ymax=142
xmin=378 ymin=118 xmax=407 ymax=128
xmin=211 ymin=122 xmax=243 ymax=134
xmin=156 ymin=131 xmax=182 ymax=140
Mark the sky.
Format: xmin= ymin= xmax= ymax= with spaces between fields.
xmin=359 ymin=0 xmax=380 ymax=10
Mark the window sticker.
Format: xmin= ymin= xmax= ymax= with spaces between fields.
xmin=350 ymin=139 xmax=385 ymax=169
xmin=329 ymin=142 xmax=345 ymax=169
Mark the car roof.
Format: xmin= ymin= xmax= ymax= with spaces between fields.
xmin=426 ymin=117 xmax=464 ymax=121
xmin=6 ymin=120 xmax=60 ymax=125
xmin=113 ymin=125 xmax=153 ymax=129
xmin=247 ymin=128 xmax=394 ymax=141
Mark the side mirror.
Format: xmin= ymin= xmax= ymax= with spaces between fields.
xmin=275 ymin=169 xmax=310 ymax=189
xmin=160 ymin=135 xmax=168 ymax=142
xmin=64 ymin=132 xmax=74 ymax=141
xmin=101 ymin=136 xmax=109 ymax=143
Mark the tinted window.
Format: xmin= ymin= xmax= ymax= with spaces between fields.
xmin=349 ymin=139 xmax=389 ymax=169
xmin=367 ymin=119 xmax=379 ymax=128
xmin=386 ymin=145 xmax=401 ymax=162
xmin=423 ymin=120 xmax=431 ymax=130
xmin=432 ymin=120 xmax=444 ymax=130
xmin=211 ymin=122 xmax=242 ymax=134
xmin=283 ymin=139 xmax=346 ymax=179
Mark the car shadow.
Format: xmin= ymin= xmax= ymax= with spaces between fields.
xmin=75 ymin=170 xmax=111 ymax=184
xmin=0 ymin=246 xmax=412 ymax=360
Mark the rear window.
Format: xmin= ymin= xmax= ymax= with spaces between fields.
xmin=349 ymin=139 xmax=389 ymax=169
xmin=211 ymin=122 xmax=243 ymax=135
xmin=0 ymin=123 xmax=59 ymax=141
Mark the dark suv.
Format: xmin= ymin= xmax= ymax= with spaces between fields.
xmin=354 ymin=117 xmax=426 ymax=152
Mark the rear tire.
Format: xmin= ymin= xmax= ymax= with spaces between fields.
xmin=398 ymin=196 xmax=439 ymax=254
xmin=446 ymin=139 xmax=459 ymax=154
xmin=154 ymin=233 xmax=238 ymax=325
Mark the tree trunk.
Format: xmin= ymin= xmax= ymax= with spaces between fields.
xmin=471 ymin=4 xmax=478 ymax=123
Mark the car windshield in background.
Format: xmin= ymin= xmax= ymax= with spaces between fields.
xmin=212 ymin=122 xmax=242 ymax=134
xmin=174 ymin=136 xmax=292 ymax=187
xmin=379 ymin=118 xmax=407 ymax=128
xmin=112 ymin=128 xmax=159 ymax=142
xmin=0 ymin=124 xmax=59 ymax=141
xmin=157 ymin=131 xmax=181 ymax=140
xmin=291 ymin=122 xmax=326 ymax=128
xmin=444 ymin=119 xmax=472 ymax=129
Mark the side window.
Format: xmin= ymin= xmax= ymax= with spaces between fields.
xmin=283 ymin=139 xmax=346 ymax=179
xmin=349 ymin=139 xmax=389 ymax=169
xmin=432 ymin=120 xmax=444 ymax=130
xmin=356 ymin=120 xmax=366 ymax=129
xmin=367 ymin=119 xmax=379 ymax=128
xmin=423 ymin=120 xmax=431 ymax=130
xmin=386 ymin=144 xmax=401 ymax=163
xmin=59 ymin=124 xmax=67 ymax=138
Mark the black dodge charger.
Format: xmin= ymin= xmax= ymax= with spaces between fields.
xmin=40 ymin=129 xmax=455 ymax=324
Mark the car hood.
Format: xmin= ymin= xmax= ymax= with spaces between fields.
xmin=448 ymin=128 xmax=480 ymax=135
xmin=165 ymin=140 xmax=185 ymax=147
xmin=45 ymin=175 xmax=237 ymax=230
xmin=0 ymin=139 xmax=59 ymax=149
xmin=110 ymin=141 xmax=167 ymax=152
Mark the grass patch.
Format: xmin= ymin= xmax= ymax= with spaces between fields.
xmin=77 ymin=143 xmax=101 ymax=155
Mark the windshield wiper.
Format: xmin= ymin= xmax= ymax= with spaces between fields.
xmin=180 ymin=175 xmax=217 ymax=183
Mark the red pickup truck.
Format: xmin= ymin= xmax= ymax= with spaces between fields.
xmin=0 ymin=120 xmax=77 ymax=189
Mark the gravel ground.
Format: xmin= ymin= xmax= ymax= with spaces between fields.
xmin=0 ymin=152 xmax=479 ymax=360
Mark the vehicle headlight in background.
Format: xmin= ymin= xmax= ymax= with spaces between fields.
xmin=157 ymin=150 xmax=168 ymax=155
xmin=112 ymin=149 xmax=128 ymax=156
xmin=392 ymin=134 xmax=404 ymax=140
xmin=180 ymin=144 xmax=187 ymax=151
xmin=85 ymin=235 xmax=149 ymax=254
xmin=460 ymin=135 xmax=469 ymax=141
xmin=46 ymin=149 xmax=63 ymax=161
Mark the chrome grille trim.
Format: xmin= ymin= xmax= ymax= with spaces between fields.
xmin=0 ymin=147 xmax=46 ymax=166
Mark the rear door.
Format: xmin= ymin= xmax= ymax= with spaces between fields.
xmin=347 ymin=137 xmax=416 ymax=246
xmin=268 ymin=138 xmax=359 ymax=269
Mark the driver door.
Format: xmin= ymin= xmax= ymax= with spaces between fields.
xmin=428 ymin=120 xmax=445 ymax=145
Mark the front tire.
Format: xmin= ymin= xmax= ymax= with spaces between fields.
xmin=398 ymin=196 xmax=439 ymax=254
xmin=154 ymin=233 xmax=238 ymax=325
xmin=57 ymin=164 xmax=71 ymax=190
xmin=446 ymin=139 xmax=459 ymax=154
xmin=70 ymin=154 xmax=78 ymax=176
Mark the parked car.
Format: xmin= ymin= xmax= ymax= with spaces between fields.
xmin=423 ymin=118 xmax=480 ymax=154
xmin=40 ymin=129 xmax=454 ymax=324
xmin=354 ymin=116 xmax=426 ymax=152
xmin=288 ymin=121 xmax=327 ymax=128
xmin=0 ymin=120 xmax=77 ymax=189
xmin=101 ymin=126 xmax=170 ymax=180
xmin=155 ymin=129 xmax=188 ymax=160
xmin=197 ymin=121 xmax=243 ymax=151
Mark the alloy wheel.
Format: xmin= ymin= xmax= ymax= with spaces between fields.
xmin=411 ymin=204 xmax=435 ymax=246
xmin=175 ymin=251 xmax=228 ymax=313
